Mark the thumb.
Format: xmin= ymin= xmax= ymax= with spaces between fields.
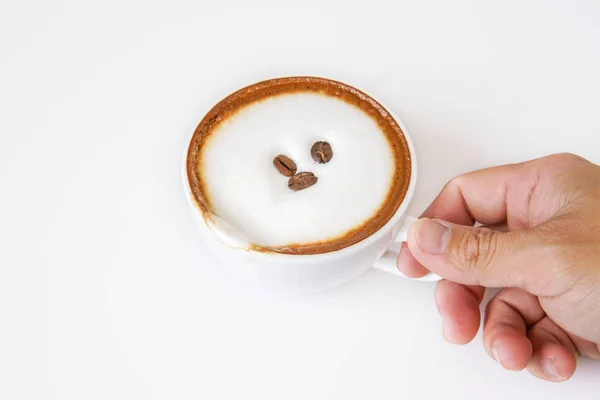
xmin=407 ymin=218 xmax=548 ymax=288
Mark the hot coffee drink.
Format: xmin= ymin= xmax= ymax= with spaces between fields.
xmin=186 ymin=77 xmax=412 ymax=254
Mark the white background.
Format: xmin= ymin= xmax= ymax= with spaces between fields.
xmin=1 ymin=0 xmax=599 ymax=399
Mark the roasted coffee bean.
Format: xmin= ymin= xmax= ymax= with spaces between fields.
xmin=273 ymin=154 xmax=297 ymax=177
xmin=311 ymin=141 xmax=333 ymax=163
xmin=288 ymin=172 xmax=318 ymax=191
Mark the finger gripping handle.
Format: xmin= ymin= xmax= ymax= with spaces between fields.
xmin=372 ymin=216 xmax=442 ymax=282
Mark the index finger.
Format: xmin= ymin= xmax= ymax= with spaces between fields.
xmin=421 ymin=160 xmax=541 ymax=229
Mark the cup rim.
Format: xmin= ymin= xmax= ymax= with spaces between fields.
xmin=182 ymin=76 xmax=418 ymax=262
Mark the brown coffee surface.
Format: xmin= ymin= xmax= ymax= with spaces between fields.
xmin=187 ymin=77 xmax=412 ymax=254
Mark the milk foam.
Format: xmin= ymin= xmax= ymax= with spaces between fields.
xmin=200 ymin=92 xmax=396 ymax=249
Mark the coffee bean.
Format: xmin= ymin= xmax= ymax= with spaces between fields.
xmin=311 ymin=141 xmax=333 ymax=163
xmin=273 ymin=154 xmax=297 ymax=177
xmin=288 ymin=172 xmax=318 ymax=191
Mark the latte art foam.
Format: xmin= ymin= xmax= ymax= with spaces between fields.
xmin=187 ymin=77 xmax=412 ymax=254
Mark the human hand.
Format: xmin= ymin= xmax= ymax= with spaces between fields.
xmin=398 ymin=153 xmax=600 ymax=382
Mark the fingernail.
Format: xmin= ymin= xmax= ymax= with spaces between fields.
xmin=541 ymin=357 xmax=562 ymax=379
xmin=492 ymin=344 xmax=504 ymax=367
xmin=441 ymin=321 xmax=453 ymax=344
xmin=415 ymin=219 xmax=450 ymax=255
xmin=397 ymin=247 xmax=408 ymax=270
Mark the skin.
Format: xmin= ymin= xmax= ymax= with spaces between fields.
xmin=397 ymin=153 xmax=600 ymax=382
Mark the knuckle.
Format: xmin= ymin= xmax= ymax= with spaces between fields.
xmin=547 ymin=152 xmax=587 ymax=166
xmin=446 ymin=175 xmax=466 ymax=191
xmin=451 ymin=228 xmax=500 ymax=273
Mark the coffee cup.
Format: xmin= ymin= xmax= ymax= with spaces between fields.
xmin=183 ymin=77 xmax=441 ymax=292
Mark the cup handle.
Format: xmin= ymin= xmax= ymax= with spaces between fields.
xmin=372 ymin=216 xmax=442 ymax=282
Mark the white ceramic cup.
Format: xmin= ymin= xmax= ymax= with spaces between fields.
xmin=183 ymin=84 xmax=441 ymax=293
